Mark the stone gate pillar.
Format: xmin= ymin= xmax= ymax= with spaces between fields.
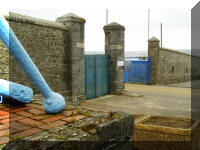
xmin=56 ymin=13 xmax=86 ymax=105
xmin=103 ymin=22 xmax=125 ymax=94
xmin=148 ymin=36 xmax=160 ymax=84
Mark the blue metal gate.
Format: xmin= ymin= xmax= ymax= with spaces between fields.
xmin=85 ymin=55 xmax=110 ymax=99
xmin=124 ymin=57 xmax=151 ymax=84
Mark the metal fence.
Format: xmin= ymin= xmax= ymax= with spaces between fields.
xmin=124 ymin=57 xmax=151 ymax=84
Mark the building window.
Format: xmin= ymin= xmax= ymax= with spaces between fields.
xmin=171 ymin=65 xmax=174 ymax=73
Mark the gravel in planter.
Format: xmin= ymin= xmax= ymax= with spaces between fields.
xmin=133 ymin=115 xmax=200 ymax=150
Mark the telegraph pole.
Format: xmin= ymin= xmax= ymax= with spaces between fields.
xmin=148 ymin=9 xmax=150 ymax=40
xmin=106 ymin=9 xmax=108 ymax=24
xmin=161 ymin=23 xmax=163 ymax=47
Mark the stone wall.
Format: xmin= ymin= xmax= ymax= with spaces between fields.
xmin=0 ymin=12 xmax=125 ymax=104
xmin=148 ymin=37 xmax=200 ymax=85
xmin=0 ymin=12 xmax=70 ymax=97
xmin=0 ymin=41 xmax=9 ymax=81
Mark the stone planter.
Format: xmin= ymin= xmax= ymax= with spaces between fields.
xmin=133 ymin=115 xmax=200 ymax=150
xmin=3 ymin=109 xmax=134 ymax=150
xmin=133 ymin=114 xmax=144 ymax=120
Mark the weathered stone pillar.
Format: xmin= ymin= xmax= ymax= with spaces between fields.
xmin=148 ymin=37 xmax=160 ymax=84
xmin=103 ymin=22 xmax=125 ymax=94
xmin=56 ymin=13 xmax=86 ymax=105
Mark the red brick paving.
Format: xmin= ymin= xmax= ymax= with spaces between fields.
xmin=16 ymin=111 xmax=34 ymax=117
xmin=0 ymin=114 xmax=9 ymax=120
xmin=0 ymin=124 xmax=9 ymax=130
xmin=62 ymin=111 xmax=73 ymax=117
xmin=39 ymin=120 xmax=66 ymax=130
xmin=0 ymin=137 xmax=9 ymax=145
xmin=0 ymin=119 xmax=9 ymax=124
xmin=0 ymin=110 xmax=8 ymax=115
xmin=62 ymin=115 xmax=86 ymax=122
xmin=30 ymin=115 xmax=49 ymax=120
xmin=9 ymin=107 xmax=30 ymax=112
xmin=0 ymin=103 xmax=88 ymax=145
xmin=27 ymin=109 xmax=45 ymax=115
xmin=0 ymin=129 xmax=9 ymax=137
xmin=10 ymin=128 xmax=43 ymax=138
xmin=9 ymin=116 xmax=25 ymax=122
xmin=10 ymin=122 xmax=31 ymax=131
xmin=41 ymin=115 xmax=65 ymax=123
xmin=18 ymin=118 xmax=43 ymax=127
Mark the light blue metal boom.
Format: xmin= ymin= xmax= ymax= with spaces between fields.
xmin=0 ymin=78 xmax=33 ymax=103
xmin=0 ymin=15 xmax=65 ymax=113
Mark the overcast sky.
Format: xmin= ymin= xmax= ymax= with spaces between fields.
xmin=0 ymin=0 xmax=199 ymax=52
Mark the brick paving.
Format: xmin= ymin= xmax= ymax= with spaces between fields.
xmin=0 ymin=103 xmax=87 ymax=145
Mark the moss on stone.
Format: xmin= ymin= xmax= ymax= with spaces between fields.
xmin=67 ymin=118 xmax=77 ymax=123
xmin=12 ymin=135 xmax=24 ymax=141
xmin=78 ymin=110 xmax=92 ymax=117
xmin=57 ymin=135 xmax=67 ymax=140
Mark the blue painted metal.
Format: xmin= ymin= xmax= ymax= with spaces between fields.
xmin=0 ymin=78 xmax=33 ymax=103
xmin=124 ymin=71 xmax=129 ymax=83
xmin=85 ymin=55 xmax=109 ymax=99
xmin=0 ymin=95 xmax=3 ymax=104
xmin=95 ymin=55 xmax=109 ymax=97
xmin=0 ymin=15 xmax=65 ymax=113
xmin=85 ymin=55 xmax=96 ymax=99
xmin=124 ymin=57 xmax=151 ymax=83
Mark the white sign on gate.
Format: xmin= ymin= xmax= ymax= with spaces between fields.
xmin=117 ymin=61 xmax=124 ymax=66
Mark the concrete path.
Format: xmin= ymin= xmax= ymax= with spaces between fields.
xmin=166 ymin=80 xmax=200 ymax=88
xmin=81 ymin=84 xmax=193 ymax=119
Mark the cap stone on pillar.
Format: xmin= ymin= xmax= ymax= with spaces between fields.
xmin=148 ymin=36 xmax=160 ymax=48
xmin=56 ymin=13 xmax=86 ymax=23
xmin=149 ymin=36 xmax=160 ymax=42
xmin=103 ymin=22 xmax=125 ymax=30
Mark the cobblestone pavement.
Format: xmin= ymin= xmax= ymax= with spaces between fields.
xmin=0 ymin=103 xmax=86 ymax=146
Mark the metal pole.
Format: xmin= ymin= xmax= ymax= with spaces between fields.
xmin=106 ymin=9 xmax=108 ymax=24
xmin=0 ymin=15 xmax=65 ymax=113
xmin=148 ymin=9 xmax=150 ymax=40
xmin=161 ymin=23 xmax=162 ymax=46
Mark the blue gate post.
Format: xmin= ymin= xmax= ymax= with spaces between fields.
xmin=104 ymin=22 xmax=125 ymax=94
xmin=0 ymin=15 xmax=65 ymax=113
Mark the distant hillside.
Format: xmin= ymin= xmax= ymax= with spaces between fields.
xmin=85 ymin=49 xmax=193 ymax=57
xmin=85 ymin=51 xmax=105 ymax=55
xmin=85 ymin=51 xmax=147 ymax=57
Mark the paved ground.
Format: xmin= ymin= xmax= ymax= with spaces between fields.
xmin=0 ymin=103 xmax=86 ymax=145
xmin=166 ymin=80 xmax=200 ymax=88
xmin=81 ymin=83 xmax=193 ymax=119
